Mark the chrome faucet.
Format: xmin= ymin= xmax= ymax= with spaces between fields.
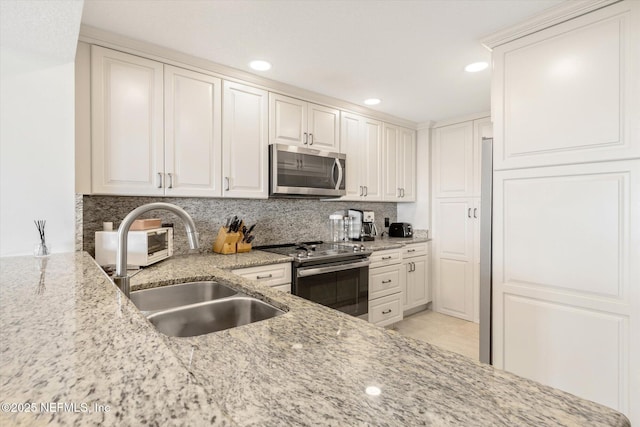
xmin=114 ymin=202 xmax=200 ymax=297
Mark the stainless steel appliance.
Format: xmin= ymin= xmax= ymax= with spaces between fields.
xmin=257 ymin=241 xmax=371 ymax=318
xmin=95 ymin=226 xmax=174 ymax=267
xmin=389 ymin=222 xmax=413 ymax=237
xmin=361 ymin=210 xmax=377 ymax=241
xmin=269 ymin=144 xmax=346 ymax=198
xmin=479 ymin=137 xmax=493 ymax=364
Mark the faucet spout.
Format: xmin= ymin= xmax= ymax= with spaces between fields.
xmin=113 ymin=202 xmax=200 ymax=297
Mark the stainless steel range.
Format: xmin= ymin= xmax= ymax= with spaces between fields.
xmin=256 ymin=241 xmax=371 ymax=318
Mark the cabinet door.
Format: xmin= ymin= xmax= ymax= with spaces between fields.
xmin=382 ymin=124 xmax=400 ymax=201
xmin=340 ymin=112 xmax=364 ymax=200
xmin=433 ymin=121 xmax=474 ymax=198
xmin=222 ymin=81 xmax=268 ymax=199
xmin=434 ymin=198 xmax=474 ymax=321
xmin=405 ymin=257 xmax=429 ymax=310
xmin=399 ymin=127 xmax=416 ymax=201
xmin=362 ymin=117 xmax=383 ymax=201
xmin=91 ymin=46 xmax=164 ymax=195
xmin=164 ymin=65 xmax=222 ymax=197
xmin=308 ymin=103 xmax=340 ymax=150
xmin=269 ymin=93 xmax=306 ymax=146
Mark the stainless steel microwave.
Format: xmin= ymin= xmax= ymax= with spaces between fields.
xmin=269 ymin=144 xmax=346 ymax=198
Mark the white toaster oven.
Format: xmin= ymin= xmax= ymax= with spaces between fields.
xmin=95 ymin=227 xmax=173 ymax=267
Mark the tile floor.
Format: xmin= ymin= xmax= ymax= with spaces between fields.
xmin=392 ymin=309 xmax=480 ymax=360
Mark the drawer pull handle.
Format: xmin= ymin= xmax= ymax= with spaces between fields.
xmin=381 ymin=256 xmax=392 ymax=260
xmin=256 ymin=274 xmax=273 ymax=279
xmin=407 ymin=249 xmax=416 ymax=253
xmin=382 ymin=279 xmax=392 ymax=284
xmin=382 ymin=309 xmax=392 ymax=314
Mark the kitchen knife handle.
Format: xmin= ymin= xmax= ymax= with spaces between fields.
xmin=168 ymin=173 xmax=173 ymax=189
xmin=225 ymin=177 xmax=230 ymax=191
xmin=309 ymin=133 xmax=313 ymax=145
xmin=157 ymin=173 xmax=163 ymax=188
xmin=303 ymin=132 xmax=308 ymax=145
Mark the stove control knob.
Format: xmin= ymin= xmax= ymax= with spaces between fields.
xmin=310 ymin=245 xmax=317 ymax=251
xmin=360 ymin=245 xmax=366 ymax=251
xmin=353 ymin=246 xmax=359 ymax=252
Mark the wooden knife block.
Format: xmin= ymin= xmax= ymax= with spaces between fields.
xmin=212 ymin=226 xmax=252 ymax=254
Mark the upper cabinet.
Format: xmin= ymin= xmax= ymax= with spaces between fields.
xmin=492 ymin=3 xmax=640 ymax=170
xmin=91 ymin=46 xmax=165 ymax=196
xmin=433 ymin=117 xmax=491 ymax=198
xmin=269 ymin=93 xmax=340 ymax=150
xmin=383 ymin=124 xmax=416 ymax=201
xmin=164 ymin=65 xmax=222 ymax=197
xmin=222 ymin=81 xmax=269 ymax=199
xmin=340 ymin=112 xmax=383 ymax=201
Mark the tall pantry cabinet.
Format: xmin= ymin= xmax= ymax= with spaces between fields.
xmin=486 ymin=1 xmax=639 ymax=423
xmin=431 ymin=116 xmax=491 ymax=322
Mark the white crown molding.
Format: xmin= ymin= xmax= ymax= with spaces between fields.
xmin=431 ymin=111 xmax=491 ymax=128
xmin=480 ymin=0 xmax=621 ymax=50
xmin=417 ymin=120 xmax=434 ymax=130
xmin=78 ymin=24 xmax=418 ymax=130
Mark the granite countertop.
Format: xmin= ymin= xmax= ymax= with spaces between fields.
xmin=0 ymin=252 xmax=629 ymax=426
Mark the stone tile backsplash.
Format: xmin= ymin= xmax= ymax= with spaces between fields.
xmin=81 ymin=196 xmax=397 ymax=256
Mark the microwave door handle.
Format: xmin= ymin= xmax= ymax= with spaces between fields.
xmin=334 ymin=158 xmax=344 ymax=190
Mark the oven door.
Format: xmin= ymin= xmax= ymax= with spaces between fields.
xmin=294 ymin=259 xmax=369 ymax=318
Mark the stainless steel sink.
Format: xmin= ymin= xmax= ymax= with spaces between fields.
xmin=130 ymin=281 xmax=238 ymax=314
xmin=146 ymin=296 xmax=285 ymax=337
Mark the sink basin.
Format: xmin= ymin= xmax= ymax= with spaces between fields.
xmin=130 ymin=281 xmax=238 ymax=313
xmin=146 ymin=296 xmax=285 ymax=337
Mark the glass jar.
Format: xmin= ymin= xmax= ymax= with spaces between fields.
xmin=329 ymin=214 xmax=345 ymax=242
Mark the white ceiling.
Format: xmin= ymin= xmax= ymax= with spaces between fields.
xmin=81 ymin=0 xmax=565 ymax=124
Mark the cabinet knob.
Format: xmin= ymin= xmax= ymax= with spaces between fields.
xmin=382 ymin=279 xmax=392 ymax=284
xmin=382 ymin=309 xmax=392 ymax=315
xmin=381 ymin=256 xmax=392 ymax=260
xmin=256 ymin=274 xmax=273 ymax=280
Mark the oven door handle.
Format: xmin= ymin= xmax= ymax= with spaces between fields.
xmin=296 ymin=259 xmax=370 ymax=277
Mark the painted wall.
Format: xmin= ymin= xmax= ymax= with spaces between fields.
xmin=0 ymin=1 xmax=83 ymax=256
xmin=397 ymin=125 xmax=431 ymax=231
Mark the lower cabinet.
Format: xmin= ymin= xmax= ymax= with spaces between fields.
xmin=368 ymin=249 xmax=403 ymax=327
xmin=402 ymin=242 xmax=431 ymax=311
xmin=231 ymin=262 xmax=292 ymax=293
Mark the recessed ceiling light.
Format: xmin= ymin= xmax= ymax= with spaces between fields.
xmin=364 ymin=98 xmax=381 ymax=106
xmin=465 ymin=62 xmax=489 ymax=73
xmin=249 ymin=60 xmax=272 ymax=71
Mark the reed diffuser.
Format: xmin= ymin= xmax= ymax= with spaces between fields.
xmin=34 ymin=219 xmax=50 ymax=257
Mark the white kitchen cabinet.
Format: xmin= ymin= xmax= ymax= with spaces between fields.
xmin=487 ymin=1 xmax=639 ymax=421
xmin=222 ymin=81 xmax=269 ymax=199
xmin=402 ymin=243 xmax=430 ymax=311
xmin=91 ymin=45 xmax=164 ymax=195
xmin=368 ymin=248 xmax=404 ymax=327
xmin=432 ymin=117 xmax=491 ymax=198
xmin=340 ymin=112 xmax=382 ymax=201
xmin=164 ymin=65 xmax=222 ymax=197
xmin=91 ymin=46 xmax=224 ymax=197
xmin=382 ymin=124 xmax=416 ymax=201
xmin=232 ymin=262 xmax=292 ymax=293
xmin=269 ymin=93 xmax=339 ymax=150
xmin=433 ymin=198 xmax=479 ymax=322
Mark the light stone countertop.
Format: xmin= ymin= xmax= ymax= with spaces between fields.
xmin=0 ymin=252 xmax=629 ymax=426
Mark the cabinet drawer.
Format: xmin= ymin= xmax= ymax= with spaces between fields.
xmin=369 ymin=264 xmax=402 ymax=300
xmin=369 ymin=293 xmax=403 ymax=326
xmin=369 ymin=249 xmax=402 ymax=268
xmin=403 ymin=243 xmax=428 ymax=258
xmin=232 ymin=263 xmax=292 ymax=287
